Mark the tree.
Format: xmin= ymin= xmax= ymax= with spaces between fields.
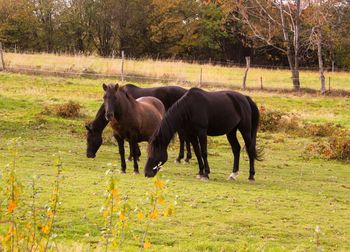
xmin=221 ymin=0 xmax=303 ymax=90
xmin=0 ymin=0 xmax=39 ymax=51
xmin=31 ymin=0 xmax=66 ymax=52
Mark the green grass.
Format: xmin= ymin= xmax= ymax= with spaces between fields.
xmin=0 ymin=72 xmax=349 ymax=251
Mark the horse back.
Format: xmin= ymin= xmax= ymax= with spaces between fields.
xmin=184 ymin=88 xmax=252 ymax=135
xmin=125 ymin=85 xmax=187 ymax=110
xmin=135 ymin=96 xmax=165 ymax=141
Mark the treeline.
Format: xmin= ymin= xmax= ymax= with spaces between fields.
xmin=0 ymin=1 xmax=350 ymax=69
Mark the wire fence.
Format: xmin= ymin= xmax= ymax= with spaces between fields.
xmin=1 ymin=49 xmax=350 ymax=93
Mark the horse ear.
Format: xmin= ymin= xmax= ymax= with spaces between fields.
xmin=115 ymin=84 xmax=119 ymax=90
xmin=85 ymin=124 xmax=92 ymax=132
xmin=102 ymin=83 xmax=107 ymax=91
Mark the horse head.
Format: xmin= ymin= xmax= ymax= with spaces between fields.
xmin=144 ymin=137 xmax=168 ymax=177
xmin=103 ymin=83 xmax=119 ymax=121
xmin=85 ymin=123 xmax=103 ymax=158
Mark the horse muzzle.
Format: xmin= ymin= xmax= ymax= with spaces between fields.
xmin=87 ymin=152 xmax=96 ymax=158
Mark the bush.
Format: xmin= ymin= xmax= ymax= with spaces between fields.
xmin=303 ymin=123 xmax=342 ymax=137
xmin=259 ymin=106 xmax=300 ymax=132
xmin=306 ymin=130 xmax=350 ymax=161
xmin=54 ymin=101 xmax=83 ymax=118
xmin=0 ymin=139 xmax=62 ymax=251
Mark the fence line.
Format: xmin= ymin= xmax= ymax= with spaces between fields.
xmin=4 ymin=65 xmax=243 ymax=87
xmin=3 ymin=49 xmax=349 ymax=72
xmin=5 ymin=65 xmax=350 ymax=97
xmin=3 ymin=49 xmax=350 ymax=93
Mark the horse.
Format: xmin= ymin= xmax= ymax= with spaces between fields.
xmin=144 ymin=87 xmax=261 ymax=181
xmin=86 ymin=104 xmax=141 ymax=161
xmin=124 ymin=84 xmax=192 ymax=162
xmin=102 ymin=83 xmax=165 ymax=173
xmin=86 ymin=84 xmax=192 ymax=163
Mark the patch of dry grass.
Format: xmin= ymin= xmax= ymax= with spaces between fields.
xmin=4 ymin=52 xmax=350 ymax=90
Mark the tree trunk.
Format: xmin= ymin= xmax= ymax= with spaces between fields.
xmin=317 ymin=29 xmax=326 ymax=94
xmin=279 ymin=0 xmax=300 ymax=91
xmin=293 ymin=0 xmax=301 ymax=91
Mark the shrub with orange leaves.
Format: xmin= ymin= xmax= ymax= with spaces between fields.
xmin=0 ymin=139 xmax=62 ymax=251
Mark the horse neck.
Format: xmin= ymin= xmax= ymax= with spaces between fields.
xmin=114 ymin=91 xmax=137 ymax=121
xmin=92 ymin=104 xmax=108 ymax=132
xmin=154 ymin=98 xmax=187 ymax=148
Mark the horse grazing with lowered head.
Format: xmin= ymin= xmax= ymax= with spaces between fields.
xmin=86 ymin=84 xmax=192 ymax=163
xmin=86 ymin=103 xmax=141 ymax=161
xmin=145 ymin=87 xmax=261 ymax=181
xmin=97 ymin=83 xmax=165 ymax=173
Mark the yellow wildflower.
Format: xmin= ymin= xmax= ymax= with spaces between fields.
xmin=154 ymin=178 xmax=165 ymax=189
xmin=111 ymin=188 xmax=118 ymax=197
xmin=158 ymin=196 xmax=165 ymax=205
xmin=149 ymin=209 xmax=158 ymax=219
xmin=144 ymin=240 xmax=151 ymax=249
xmin=7 ymin=200 xmax=16 ymax=213
xmin=119 ymin=212 xmax=126 ymax=221
xmin=42 ymin=225 xmax=50 ymax=234
xmin=137 ymin=211 xmax=144 ymax=222
xmin=164 ymin=206 xmax=173 ymax=217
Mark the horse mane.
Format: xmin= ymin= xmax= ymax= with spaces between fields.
xmin=148 ymin=94 xmax=191 ymax=156
xmin=89 ymin=104 xmax=108 ymax=132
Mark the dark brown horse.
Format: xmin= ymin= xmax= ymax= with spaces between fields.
xmin=103 ymin=83 xmax=165 ymax=173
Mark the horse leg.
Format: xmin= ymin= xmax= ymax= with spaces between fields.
xmin=226 ymin=129 xmax=241 ymax=180
xmin=115 ymin=135 xmax=126 ymax=173
xmin=241 ymin=130 xmax=255 ymax=181
xmin=198 ymin=130 xmax=210 ymax=178
xmin=185 ymin=140 xmax=192 ymax=163
xmin=127 ymin=142 xmax=133 ymax=161
xmin=136 ymin=143 xmax=141 ymax=161
xmin=189 ymin=135 xmax=205 ymax=179
xmin=175 ymin=133 xmax=185 ymax=163
xmin=130 ymin=139 xmax=139 ymax=174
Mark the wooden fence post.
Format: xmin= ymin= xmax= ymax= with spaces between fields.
xmin=328 ymin=76 xmax=331 ymax=92
xmin=242 ymin=56 xmax=250 ymax=90
xmin=199 ymin=68 xmax=203 ymax=87
xmin=260 ymin=76 xmax=263 ymax=90
xmin=121 ymin=50 xmax=125 ymax=83
xmin=0 ymin=42 xmax=5 ymax=71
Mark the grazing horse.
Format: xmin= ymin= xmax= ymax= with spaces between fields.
xmin=103 ymin=83 xmax=165 ymax=173
xmin=86 ymin=104 xmax=141 ymax=161
xmin=86 ymin=84 xmax=192 ymax=163
xmin=145 ymin=88 xmax=261 ymax=181
xmin=124 ymin=84 xmax=191 ymax=162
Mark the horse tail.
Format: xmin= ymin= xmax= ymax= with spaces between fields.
xmin=245 ymin=96 xmax=263 ymax=161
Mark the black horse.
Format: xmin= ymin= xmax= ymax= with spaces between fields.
xmin=86 ymin=84 xmax=192 ymax=162
xmin=145 ymin=88 xmax=261 ymax=181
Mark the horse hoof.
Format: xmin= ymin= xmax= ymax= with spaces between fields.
xmin=120 ymin=170 xmax=126 ymax=174
xmin=200 ymin=176 xmax=209 ymax=182
xmin=184 ymin=160 xmax=190 ymax=164
xmin=248 ymin=178 xmax=255 ymax=183
xmin=133 ymin=171 xmax=140 ymax=175
xmin=174 ymin=159 xmax=180 ymax=164
xmin=196 ymin=174 xmax=202 ymax=179
xmin=228 ymin=172 xmax=239 ymax=181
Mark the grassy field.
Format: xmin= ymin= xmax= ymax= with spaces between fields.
xmin=0 ymin=72 xmax=349 ymax=251
xmin=4 ymin=52 xmax=350 ymax=91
